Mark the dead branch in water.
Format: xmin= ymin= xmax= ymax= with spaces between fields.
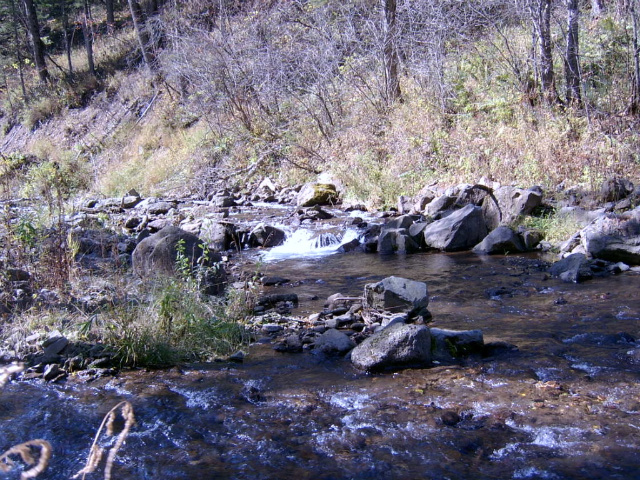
xmin=73 ymin=401 xmax=136 ymax=480
xmin=0 ymin=440 xmax=52 ymax=479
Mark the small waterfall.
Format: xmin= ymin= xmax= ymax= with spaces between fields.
xmin=262 ymin=228 xmax=360 ymax=262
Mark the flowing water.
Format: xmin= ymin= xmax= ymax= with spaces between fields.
xmin=1 ymin=214 xmax=639 ymax=479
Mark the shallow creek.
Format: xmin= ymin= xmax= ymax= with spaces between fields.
xmin=2 ymin=217 xmax=640 ymax=479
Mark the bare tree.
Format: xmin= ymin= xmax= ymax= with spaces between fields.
xmin=529 ymin=0 xmax=558 ymax=103
xmin=105 ymin=0 xmax=115 ymax=32
xmin=565 ymin=0 xmax=581 ymax=104
xmin=128 ymin=0 xmax=155 ymax=68
xmin=82 ymin=0 xmax=95 ymax=76
xmin=23 ymin=0 xmax=49 ymax=82
xmin=629 ymin=0 xmax=640 ymax=113
xmin=591 ymin=0 xmax=606 ymax=18
xmin=382 ymin=0 xmax=401 ymax=104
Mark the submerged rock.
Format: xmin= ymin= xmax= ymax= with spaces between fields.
xmin=430 ymin=328 xmax=484 ymax=363
xmin=351 ymin=323 xmax=431 ymax=371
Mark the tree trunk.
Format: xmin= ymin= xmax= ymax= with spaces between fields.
xmin=591 ymin=0 xmax=606 ymax=18
xmin=128 ymin=0 xmax=155 ymax=68
xmin=10 ymin=0 xmax=27 ymax=96
xmin=23 ymin=0 xmax=49 ymax=83
xmin=565 ymin=0 xmax=581 ymax=104
xmin=382 ymin=0 xmax=401 ymax=104
xmin=61 ymin=1 xmax=74 ymax=77
xmin=629 ymin=0 xmax=640 ymax=114
xmin=105 ymin=0 xmax=115 ymax=32
xmin=530 ymin=0 xmax=558 ymax=103
xmin=82 ymin=0 xmax=95 ymax=75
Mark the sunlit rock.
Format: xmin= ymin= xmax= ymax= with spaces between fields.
xmin=482 ymin=186 xmax=542 ymax=230
xmin=296 ymin=183 xmax=339 ymax=207
xmin=364 ymin=276 xmax=429 ymax=319
xmin=351 ymin=323 xmax=431 ymax=371
xmin=423 ymin=204 xmax=488 ymax=251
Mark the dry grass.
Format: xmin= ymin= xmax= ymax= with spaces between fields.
xmin=73 ymin=401 xmax=135 ymax=480
xmin=0 ymin=440 xmax=52 ymax=480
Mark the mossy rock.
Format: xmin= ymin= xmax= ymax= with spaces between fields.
xmin=296 ymin=183 xmax=339 ymax=207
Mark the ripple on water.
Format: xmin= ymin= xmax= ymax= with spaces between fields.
xmin=513 ymin=466 xmax=560 ymax=479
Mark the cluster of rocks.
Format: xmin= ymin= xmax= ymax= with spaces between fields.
xmin=3 ymin=330 xmax=115 ymax=382
xmin=3 ymin=174 xmax=640 ymax=377
xmin=255 ymin=276 xmax=515 ymax=372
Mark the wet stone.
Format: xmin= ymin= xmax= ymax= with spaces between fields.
xmin=261 ymin=324 xmax=284 ymax=334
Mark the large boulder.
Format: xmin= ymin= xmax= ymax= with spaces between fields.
xmin=351 ymin=323 xmax=431 ymax=371
xmin=453 ymin=183 xmax=492 ymax=208
xmin=600 ymin=177 xmax=634 ymax=203
xmin=423 ymin=204 xmax=488 ymax=251
xmin=424 ymin=195 xmax=456 ymax=218
xmin=296 ymin=183 xmax=339 ymax=207
xmin=579 ymin=209 xmax=640 ymax=264
xmin=473 ymin=226 xmax=526 ymax=254
xmin=482 ymin=186 xmax=543 ymax=230
xmin=364 ymin=276 xmax=429 ymax=319
xmin=132 ymin=226 xmax=226 ymax=292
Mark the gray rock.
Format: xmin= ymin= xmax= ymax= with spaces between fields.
xmin=296 ymin=183 xmax=339 ymax=207
xmin=42 ymin=336 xmax=68 ymax=356
xmin=482 ymin=186 xmax=543 ymax=230
xmin=423 ymin=204 xmax=488 ymax=251
xmin=257 ymin=293 xmax=299 ymax=308
xmin=424 ymin=195 xmax=456 ymax=217
xmin=351 ymin=323 xmax=431 ymax=371
xmin=454 ymin=184 xmax=492 ymax=208
xmin=325 ymin=313 xmax=353 ymax=329
xmin=473 ymin=226 xmax=526 ymax=254
xmin=249 ymin=223 xmax=286 ymax=248
xmin=43 ymin=364 xmax=66 ymax=382
xmin=579 ymin=210 xmax=640 ymax=264
xmin=383 ymin=215 xmax=416 ymax=230
xmin=549 ymin=253 xmax=593 ymax=283
xmin=146 ymin=201 xmax=176 ymax=215
xmin=518 ymin=227 xmax=543 ymax=250
xmin=375 ymin=313 xmax=407 ymax=332
xmin=261 ymin=324 xmax=284 ymax=334
xmin=132 ymin=226 xmax=226 ymax=293
xmin=430 ymin=328 xmax=484 ymax=363
xmin=315 ymin=329 xmax=355 ymax=355
xmin=200 ymin=220 xmax=234 ymax=252
xmin=377 ymin=228 xmax=420 ymax=254
xmin=364 ymin=276 xmax=429 ymax=318
xmin=600 ymin=177 xmax=634 ymax=202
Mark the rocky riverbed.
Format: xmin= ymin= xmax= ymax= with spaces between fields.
xmin=2 ymin=176 xmax=640 ymax=379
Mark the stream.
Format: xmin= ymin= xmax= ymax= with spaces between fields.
xmin=1 ymin=208 xmax=639 ymax=479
